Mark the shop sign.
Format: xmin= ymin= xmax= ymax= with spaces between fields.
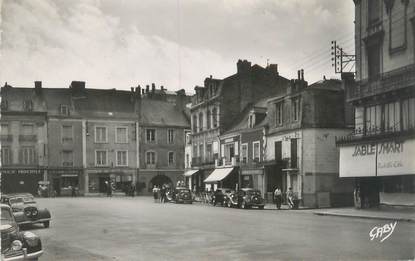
xmin=241 ymin=169 xmax=263 ymax=175
xmin=377 ymin=139 xmax=415 ymax=176
xmin=49 ymin=169 xmax=81 ymax=176
xmin=340 ymin=139 xmax=415 ymax=177
xmin=0 ymin=169 xmax=43 ymax=175
xmin=340 ymin=144 xmax=376 ymax=177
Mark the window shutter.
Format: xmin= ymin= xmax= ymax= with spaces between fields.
xmin=234 ymin=141 xmax=239 ymax=155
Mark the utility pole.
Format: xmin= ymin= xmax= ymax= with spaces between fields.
xmin=331 ymin=40 xmax=356 ymax=74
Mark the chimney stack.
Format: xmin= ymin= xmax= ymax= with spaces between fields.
xmin=151 ymin=83 xmax=155 ymax=93
xmin=146 ymin=85 xmax=149 ymax=93
xmin=34 ymin=81 xmax=42 ymax=94
xmin=297 ymin=70 xmax=301 ymax=80
xmin=301 ymin=69 xmax=304 ymax=81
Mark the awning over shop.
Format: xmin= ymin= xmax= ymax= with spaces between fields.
xmin=184 ymin=169 xmax=200 ymax=177
xmin=204 ymin=168 xmax=234 ymax=183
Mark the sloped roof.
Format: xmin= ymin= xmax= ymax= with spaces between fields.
xmin=72 ymin=89 xmax=136 ymax=119
xmin=307 ymin=79 xmax=343 ymax=91
xmin=140 ymin=98 xmax=189 ymax=128
xmin=223 ymin=97 xmax=268 ymax=135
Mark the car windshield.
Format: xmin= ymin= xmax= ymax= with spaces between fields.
xmin=23 ymin=196 xmax=35 ymax=203
xmin=9 ymin=198 xmax=24 ymax=205
xmin=246 ymin=190 xmax=261 ymax=195
xmin=1 ymin=208 xmax=14 ymax=225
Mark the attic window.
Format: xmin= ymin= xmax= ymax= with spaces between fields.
xmin=0 ymin=100 xmax=8 ymax=111
xmin=248 ymin=114 xmax=255 ymax=128
xmin=23 ymin=100 xmax=33 ymax=112
xmin=60 ymin=105 xmax=69 ymax=115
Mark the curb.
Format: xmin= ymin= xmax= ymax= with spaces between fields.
xmin=314 ymin=212 xmax=415 ymax=223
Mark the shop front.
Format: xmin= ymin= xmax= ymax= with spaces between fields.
xmin=339 ymin=138 xmax=415 ymax=207
xmin=204 ymin=167 xmax=238 ymax=191
xmin=241 ymin=168 xmax=264 ymax=194
xmin=87 ymin=169 xmax=135 ymax=195
xmin=48 ymin=168 xmax=83 ymax=196
xmin=0 ymin=168 xmax=45 ymax=195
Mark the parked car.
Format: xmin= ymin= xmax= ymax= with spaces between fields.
xmin=1 ymin=193 xmax=51 ymax=228
xmin=1 ymin=203 xmax=43 ymax=261
xmin=173 ymin=187 xmax=193 ymax=204
xmin=212 ymin=188 xmax=233 ymax=206
xmin=226 ymin=188 xmax=265 ymax=209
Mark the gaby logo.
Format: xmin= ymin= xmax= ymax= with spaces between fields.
xmin=369 ymin=221 xmax=397 ymax=242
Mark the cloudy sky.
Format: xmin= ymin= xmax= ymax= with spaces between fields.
xmin=0 ymin=0 xmax=355 ymax=93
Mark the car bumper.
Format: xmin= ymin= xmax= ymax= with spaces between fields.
xmin=3 ymin=248 xmax=43 ymax=261
xmin=17 ymin=218 xmax=50 ymax=226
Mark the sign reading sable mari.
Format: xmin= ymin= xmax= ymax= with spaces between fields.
xmin=339 ymin=139 xmax=415 ymax=177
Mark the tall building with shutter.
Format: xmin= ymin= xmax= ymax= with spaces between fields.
xmin=337 ymin=0 xmax=415 ymax=207
xmin=187 ymin=60 xmax=290 ymax=192
xmin=1 ymin=82 xmax=48 ymax=195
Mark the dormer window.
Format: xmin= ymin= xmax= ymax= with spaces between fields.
xmin=248 ymin=113 xmax=255 ymax=128
xmin=1 ymin=100 xmax=8 ymax=111
xmin=60 ymin=105 xmax=69 ymax=115
xmin=23 ymin=100 xmax=33 ymax=112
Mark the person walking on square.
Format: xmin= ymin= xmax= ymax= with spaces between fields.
xmin=287 ymin=187 xmax=294 ymax=209
xmin=160 ymin=185 xmax=166 ymax=203
xmin=153 ymin=185 xmax=158 ymax=202
xmin=274 ymin=187 xmax=282 ymax=210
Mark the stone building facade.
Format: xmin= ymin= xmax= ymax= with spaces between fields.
xmin=188 ymin=60 xmax=290 ymax=193
xmin=265 ymin=76 xmax=354 ymax=208
xmin=337 ymin=0 xmax=415 ymax=207
xmin=1 ymin=81 xmax=190 ymax=196
xmin=1 ymin=82 xmax=48 ymax=195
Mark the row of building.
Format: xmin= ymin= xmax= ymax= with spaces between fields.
xmin=1 ymin=0 xmax=414 ymax=207
xmin=184 ymin=0 xmax=415 ymax=207
xmin=1 ymin=81 xmax=191 ymax=196
xmin=184 ymin=61 xmax=355 ymax=207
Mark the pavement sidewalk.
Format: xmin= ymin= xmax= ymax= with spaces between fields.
xmin=314 ymin=205 xmax=415 ymax=222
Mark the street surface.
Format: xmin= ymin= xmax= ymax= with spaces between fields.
xmin=28 ymin=197 xmax=414 ymax=261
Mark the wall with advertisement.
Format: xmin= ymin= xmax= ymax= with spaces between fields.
xmin=339 ymin=138 xmax=415 ymax=177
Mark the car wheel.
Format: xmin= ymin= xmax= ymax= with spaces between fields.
xmin=43 ymin=221 xmax=50 ymax=228
xmin=259 ymin=206 xmax=264 ymax=210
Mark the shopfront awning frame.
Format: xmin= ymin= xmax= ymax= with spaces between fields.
xmin=184 ymin=169 xmax=200 ymax=177
xmin=204 ymin=167 xmax=234 ymax=183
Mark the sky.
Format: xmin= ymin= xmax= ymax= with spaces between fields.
xmin=0 ymin=0 xmax=355 ymax=93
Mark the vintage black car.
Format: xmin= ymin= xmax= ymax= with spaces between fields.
xmin=173 ymin=187 xmax=193 ymax=204
xmin=212 ymin=188 xmax=233 ymax=206
xmin=226 ymin=188 xmax=265 ymax=209
xmin=1 ymin=194 xmax=51 ymax=228
xmin=1 ymin=204 xmax=43 ymax=261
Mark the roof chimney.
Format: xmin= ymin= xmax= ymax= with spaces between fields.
xmin=34 ymin=81 xmax=42 ymax=95
xmin=297 ymin=70 xmax=301 ymax=80
xmin=146 ymin=85 xmax=149 ymax=93
xmin=301 ymin=69 xmax=304 ymax=81
xmin=151 ymin=83 xmax=155 ymax=93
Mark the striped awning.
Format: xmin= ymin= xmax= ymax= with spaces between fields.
xmin=184 ymin=169 xmax=200 ymax=177
xmin=204 ymin=168 xmax=234 ymax=183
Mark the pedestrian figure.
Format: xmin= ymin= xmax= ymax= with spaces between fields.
xmin=160 ymin=185 xmax=166 ymax=203
xmin=354 ymin=186 xmax=361 ymax=209
xmin=71 ymin=185 xmax=77 ymax=197
xmin=37 ymin=184 xmax=42 ymax=197
xmin=287 ymin=187 xmax=294 ymax=209
xmin=105 ymin=181 xmax=113 ymax=197
xmin=153 ymin=185 xmax=159 ymax=202
xmin=274 ymin=187 xmax=282 ymax=209
xmin=130 ymin=184 xmax=135 ymax=197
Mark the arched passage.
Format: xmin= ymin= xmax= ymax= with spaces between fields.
xmin=149 ymin=175 xmax=173 ymax=191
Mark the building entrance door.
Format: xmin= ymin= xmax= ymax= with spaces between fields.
xmin=99 ymin=177 xmax=110 ymax=193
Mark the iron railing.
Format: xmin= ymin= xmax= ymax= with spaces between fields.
xmin=348 ymin=63 xmax=415 ymax=101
